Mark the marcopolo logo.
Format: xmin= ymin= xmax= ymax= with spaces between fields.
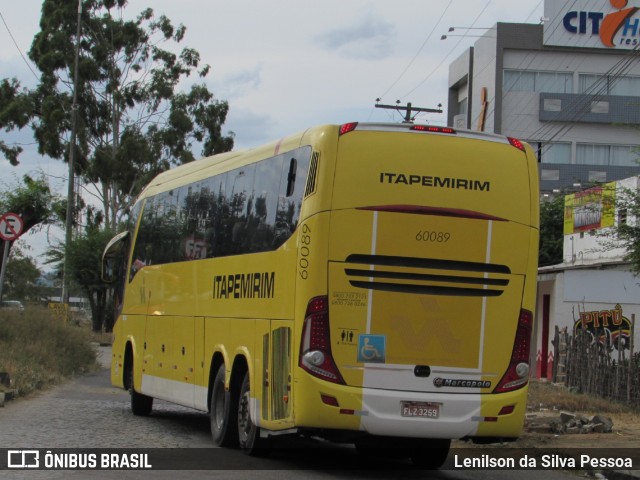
xmin=433 ymin=377 xmax=492 ymax=389
xmin=563 ymin=0 xmax=640 ymax=47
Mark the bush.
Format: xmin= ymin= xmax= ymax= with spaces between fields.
xmin=0 ymin=306 xmax=98 ymax=396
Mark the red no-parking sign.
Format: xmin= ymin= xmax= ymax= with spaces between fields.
xmin=0 ymin=213 xmax=24 ymax=241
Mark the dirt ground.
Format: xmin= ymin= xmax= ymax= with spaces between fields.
xmin=452 ymin=415 xmax=640 ymax=450
xmin=454 ymin=381 xmax=640 ymax=449
xmin=514 ymin=411 xmax=640 ymax=449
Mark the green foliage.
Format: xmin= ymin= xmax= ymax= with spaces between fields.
xmin=46 ymin=211 xmax=116 ymax=332
xmin=0 ymin=79 xmax=33 ymax=165
xmin=539 ymin=194 xmax=565 ymax=267
xmin=598 ymin=183 xmax=640 ymax=276
xmin=1 ymin=0 xmax=234 ymax=229
xmin=0 ymin=175 xmax=62 ymax=234
xmin=0 ymin=175 xmax=63 ymax=273
xmin=4 ymin=246 xmax=42 ymax=301
xmin=0 ymin=306 xmax=97 ymax=396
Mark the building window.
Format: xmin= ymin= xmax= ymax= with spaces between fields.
xmin=541 ymin=169 xmax=560 ymax=181
xmin=579 ymin=74 xmax=640 ymax=96
xmin=588 ymin=171 xmax=607 ymax=182
xmin=543 ymin=98 xmax=562 ymax=112
xmin=457 ymin=98 xmax=467 ymax=115
xmin=619 ymin=208 xmax=627 ymax=226
xmin=530 ymin=142 xmax=571 ymax=164
xmin=504 ymin=70 xmax=573 ymax=94
xmin=576 ymin=143 xmax=640 ymax=166
xmin=591 ymin=101 xmax=609 ymax=114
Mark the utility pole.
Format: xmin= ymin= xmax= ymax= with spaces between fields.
xmin=61 ymin=0 xmax=82 ymax=306
xmin=374 ymin=99 xmax=442 ymax=123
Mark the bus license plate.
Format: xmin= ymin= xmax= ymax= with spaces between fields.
xmin=401 ymin=401 xmax=440 ymax=419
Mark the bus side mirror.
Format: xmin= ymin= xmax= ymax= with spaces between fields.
xmin=286 ymin=158 xmax=297 ymax=197
xmin=102 ymin=255 xmax=116 ymax=283
xmin=101 ymin=231 xmax=130 ymax=283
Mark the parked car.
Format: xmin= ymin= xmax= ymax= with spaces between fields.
xmin=1 ymin=300 xmax=25 ymax=312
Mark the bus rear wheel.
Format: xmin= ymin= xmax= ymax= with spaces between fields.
xmin=126 ymin=358 xmax=153 ymax=416
xmin=210 ymin=364 xmax=238 ymax=447
xmin=409 ymin=439 xmax=451 ymax=469
xmin=237 ymin=372 xmax=269 ymax=455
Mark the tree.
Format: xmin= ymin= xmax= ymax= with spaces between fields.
xmin=46 ymin=208 xmax=115 ymax=331
xmin=0 ymin=175 xmax=64 ymax=273
xmin=4 ymin=246 xmax=42 ymax=302
xmin=0 ymin=0 xmax=234 ymax=230
xmin=539 ymin=193 xmax=565 ymax=267
xmin=597 ymin=181 xmax=640 ymax=276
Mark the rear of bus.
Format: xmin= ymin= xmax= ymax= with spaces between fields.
xmin=294 ymin=123 xmax=538 ymax=444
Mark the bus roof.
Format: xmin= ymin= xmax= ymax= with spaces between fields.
xmin=136 ymin=123 xmax=523 ymax=200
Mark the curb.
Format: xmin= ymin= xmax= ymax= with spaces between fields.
xmin=602 ymin=469 xmax=640 ymax=480
xmin=0 ymin=390 xmax=17 ymax=407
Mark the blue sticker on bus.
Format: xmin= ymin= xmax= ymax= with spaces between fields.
xmin=358 ymin=334 xmax=386 ymax=363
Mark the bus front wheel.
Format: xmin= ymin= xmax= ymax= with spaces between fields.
xmin=210 ymin=364 xmax=238 ymax=446
xmin=237 ymin=372 xmax=269 ymax=455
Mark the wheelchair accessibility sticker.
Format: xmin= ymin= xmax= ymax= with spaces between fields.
xmin=358 ymin=334 xmax=386 ymax=363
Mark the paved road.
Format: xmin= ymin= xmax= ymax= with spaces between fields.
xmin=0 ymin=346 xmax=581 ymax=480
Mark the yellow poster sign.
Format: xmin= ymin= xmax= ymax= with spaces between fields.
xmin=48 ymin=302 xmax=69 ymax=322
xmin=564 ymin=182 xmax=616 ymax=235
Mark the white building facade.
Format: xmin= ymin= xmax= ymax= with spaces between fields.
xmin=447 ymin=0 xmax=640 ymax=379
xmin=537 ymin=177 xmax=640 ymax=380
xmin=447 ymin=0 xmax=640 ymax=194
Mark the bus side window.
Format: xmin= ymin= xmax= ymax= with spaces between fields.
xmin=286 ymin=158 xmax=297 ymax=197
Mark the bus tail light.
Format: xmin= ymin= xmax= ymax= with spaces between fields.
xmin=508 ymin=137 xmax=525 ymax=152
xmin=299 ymin=296 xmax=345 ymax=385
xmin=339 ymin=122 xmax=358 ymax=135
xmin=410 ymin=125 xmax=456 ymax=134
xmin=494 ymin=309 xmax=532 ymax=393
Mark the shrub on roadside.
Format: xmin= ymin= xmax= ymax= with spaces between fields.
xmin=0 ymin=306 xmax=98 ymax=396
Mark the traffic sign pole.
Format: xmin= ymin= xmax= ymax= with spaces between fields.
xmin=0 ymin=239 xmax=9 ymax=304
xmin=0 ymin=213 xmax=24 ymax=305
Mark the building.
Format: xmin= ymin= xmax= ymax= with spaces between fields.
xmin=536 ymin=177 xmax=640 ymax=380
xmin=447 ymin=0 xmax=640 ymax=194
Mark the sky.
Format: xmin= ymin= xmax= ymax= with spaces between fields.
xmin=0 ymin=0 xmax=544 ymax=268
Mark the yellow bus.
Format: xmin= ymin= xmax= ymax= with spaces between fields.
xmin=102 ymin=122 xmax=539 ymax=467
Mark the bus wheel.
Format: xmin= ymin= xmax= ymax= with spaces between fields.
xmin=126 ymin=359 xmax=153 ymax=416
xmin=210 ymin=364 xmax=238 ymax=447
xmin=409 ymin=439 xmax=451 ymax=469
xmin=237 ymin=372 xmax=269 ymax=455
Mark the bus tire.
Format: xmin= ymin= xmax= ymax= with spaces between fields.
xmin=127 ymin=359 xmax=153 ymax=416
xmin=237 ymin=372 xmax=269 ymax=455
xmin=409 ymin=439 xmax=451 ymax=469
xmin=210 ymin=364 xmax=238 ymax=447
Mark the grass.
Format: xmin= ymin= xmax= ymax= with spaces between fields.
xmin=527 ymin=380 xmax=638 ymax=414
xmin=0 ymin=306 xmax=99 ymax=397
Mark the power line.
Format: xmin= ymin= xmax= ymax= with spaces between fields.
xmin=0 ymin=9 xmax=39 ymax=81
xmin=523 ymin=0 xmax=544 ymax=23
xmin=376 ymin=0 xmax=453 ymax=102
xmin=468 ymin=0 xmax=578 ymax=129
xmin=374 ymin=100 xmax=443 ymax=123
xmin=527 ymin=44 xmax=640 ymax=148
xmin=400 ymin=0 xmax=493 ymax=100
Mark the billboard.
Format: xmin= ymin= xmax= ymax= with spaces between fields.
xmin=544 ymin=0 xmax=640 ymax=49
xmin=564 ymin=182 xmax=616 ymax=235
